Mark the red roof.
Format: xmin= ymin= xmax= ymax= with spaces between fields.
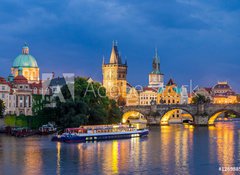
xmin=0 ymin=77 xmax=7 ymax=84
xmin=13 ymin=75 xmax=28 ymax=84
xmin=143 ymin=87 xmax=158 ymax=92
xmin=30 ymin=82 xmax=42 ymax=88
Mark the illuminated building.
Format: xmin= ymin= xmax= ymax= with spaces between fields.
xmin=157 ymin=79 xmax=189 ymax=120
xmin=102 ymin=42 xmax=127 ymax=102
xmin=11 ymin=44 xmax=40 ymax=83
xmin=139 ymin=87 xmax=158 ymax=105
xmin=212 ymin=81 xmax=237 ymax=104
xmin=11 ymin=68 xmax=33 ymax=116
xmin=126 ymin=86 xmax=139 ymax=106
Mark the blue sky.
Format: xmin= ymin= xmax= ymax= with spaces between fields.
xmin=0 ymin=0 xmax=240 ymax=91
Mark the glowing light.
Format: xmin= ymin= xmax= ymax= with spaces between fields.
xmin=112 ymin=141 xmax=119 ymax=174
xmin=208 ymin=111 xmax=226 ymax=125
xmin=122 ymin=111 xmax=145 ymax=124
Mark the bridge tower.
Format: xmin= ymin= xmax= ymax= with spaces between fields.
xmin=102 ymin=41 xmax=128 ymax=103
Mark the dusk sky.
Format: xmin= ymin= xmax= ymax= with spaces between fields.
xmin=0 ymin=0 xmax=239 ymax=91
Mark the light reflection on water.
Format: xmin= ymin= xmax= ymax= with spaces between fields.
xmin=0 ymin=122 xmax=240 ymax=175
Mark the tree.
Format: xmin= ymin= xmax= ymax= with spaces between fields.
xmin=192 ymin=94 xmax=211 ymax=104
xmin=51 ymin=77 xmax=122 ymax=128
xmin=0 ymin=99 xmax=5 ymax=117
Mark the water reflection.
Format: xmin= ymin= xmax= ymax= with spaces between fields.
xmin=0 ymin=123 xmax=240 ymax=174
xmin=56 ymin=142 xmax=61 ymax=175
xmin=209 ymin=123 xmax=237 ymax=175
xmin=160 ymin=125 xmax=194 ymax=174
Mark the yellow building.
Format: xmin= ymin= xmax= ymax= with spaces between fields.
xmin=213 ymin=96 xmax=237 ymax=104
xmin=212 ymin=81 xmax=238 ymax=104
xmin=157 ymin=79 xmax=181 ymax=104
xmin=102 ymin=42 xmax=127 ymax=102
xmin=139 ymin=87 xmax=158 ymax=105
xmin=11 ymin=44 xmax=39 ymax=83
xmin=126 ymin=87 xmax=139 ymax=106
xmin=157 ymin=79 xmax=182 ymax=119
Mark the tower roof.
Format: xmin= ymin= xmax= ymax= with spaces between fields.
xmin=0 ymin=77 xmax=7 ymax=84
xmin=109 ymin=41 xmax=122 ymax=64
xmin=167 ymin=78 xmax=176 ymax=86
xmin=14 ymin=75 xmax=28 ymax=84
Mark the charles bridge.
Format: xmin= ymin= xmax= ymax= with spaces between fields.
xmin=122 ymin=104 xmax=240 ymax=125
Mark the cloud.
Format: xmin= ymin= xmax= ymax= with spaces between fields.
xmin=0 ymin=0 xmax=239 ymax=91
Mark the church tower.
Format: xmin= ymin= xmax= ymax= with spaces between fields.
xmin=148 ymin=49 xmax=164 ymax=88
xmin=102 ymin=41 xmax=127 ymax=102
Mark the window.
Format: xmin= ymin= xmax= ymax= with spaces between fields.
xmin=2 ymin=86 xmax=5 ymax=90
xmin=2 ymin=94 xmax=5 ymax=98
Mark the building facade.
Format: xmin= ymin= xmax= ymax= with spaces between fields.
xmin=12 ymin=68 xmax=33 ymax=116
xmin=102 ymin=42 xmax=127 ymax=102
xmin=191 ymin=82 xmax=238 ymax=104
xmin=212 ymin=82 xmax=237 ymax=104
xmin=157 ymin=79 xmax=190 ymax=121
xmin=126 ymin=87 xmax=139 ymax=106
xmin=139 ymin=87 xmax=158 ymax=105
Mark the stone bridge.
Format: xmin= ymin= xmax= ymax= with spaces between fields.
xmin=122 ymin=104 xmax=240 ymax=126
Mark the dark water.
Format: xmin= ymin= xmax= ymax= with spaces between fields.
xmin=0 ymin=122 xmax=240 ymax=175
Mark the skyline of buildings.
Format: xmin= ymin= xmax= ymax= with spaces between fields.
xmin=0 ymin=42 xmax=239 ymax=117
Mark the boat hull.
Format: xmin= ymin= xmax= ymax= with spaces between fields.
xmin=52 ymin=129 xmax=149 ymax=143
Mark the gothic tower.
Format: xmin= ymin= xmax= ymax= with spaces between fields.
xmin=148 ymin=49 xmax=164 ymax=88
xmin=102 ymin=41 xmax=127 ymax=102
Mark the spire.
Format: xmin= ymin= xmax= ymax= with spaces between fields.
xmin=102 ymin=56 xmax=105 ymax=65
xmin=109 ymin=40 xmax=122 ymax=64
xmin=167 ymin=78 xmax=175 ymax=86
xmin=152 ymin=48 xmax=160 ymax=74
xmin=155 ymin=47 xmax=158 ymax=58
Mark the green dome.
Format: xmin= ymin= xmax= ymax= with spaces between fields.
xmin=12 ymin=44 xmax=38 ymax=68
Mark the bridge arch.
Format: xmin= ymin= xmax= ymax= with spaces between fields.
xmin=208 ymin=109 xmax=240 ymax=125
xmin=160 ymin=108 xmax=194 ymax=125
xmin=122 ymin=111 xmax=146 ymax=124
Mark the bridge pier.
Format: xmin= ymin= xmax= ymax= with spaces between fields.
xmin=193 ymin=115 xmax=209 ymax=126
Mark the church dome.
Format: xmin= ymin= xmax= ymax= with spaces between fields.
xmin=12 ymin=44 xmax=38 ymax=68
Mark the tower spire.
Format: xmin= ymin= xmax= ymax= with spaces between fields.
xmin=155 ymin=47 xmax=158 ymax=58
xmin=109 ymin=40 xmax=122 ymax=64
xmin=152 ymin=48 xmax=160 ymax=74
xmin=102 ymin=56 xmax=105 ymax=65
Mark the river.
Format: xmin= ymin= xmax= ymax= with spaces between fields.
xmin=0 ymin=122 xmax=240 ymax=175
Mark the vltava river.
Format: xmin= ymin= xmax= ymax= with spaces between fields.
xmin=0 ymin=122 xmax=240 ymax=175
